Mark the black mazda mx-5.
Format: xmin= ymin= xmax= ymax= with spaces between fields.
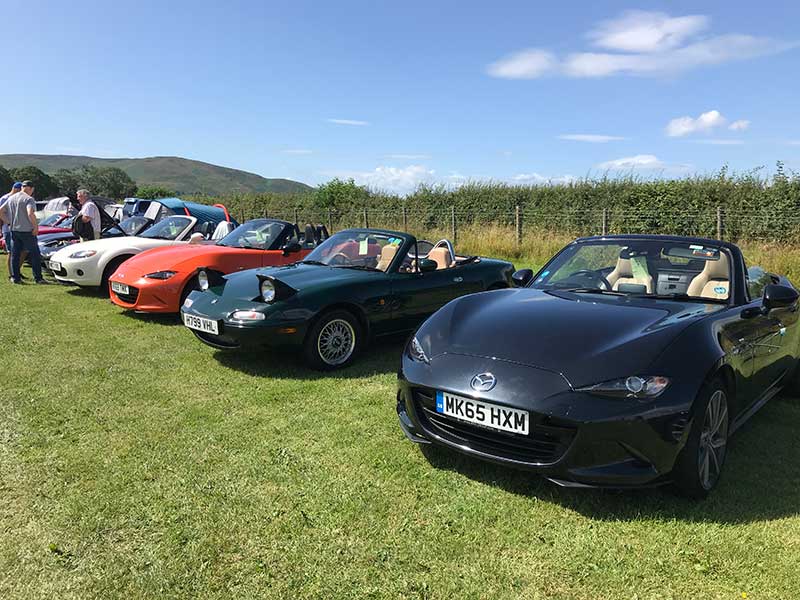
xmin=397 ymin=235 xmax=800 ymax=498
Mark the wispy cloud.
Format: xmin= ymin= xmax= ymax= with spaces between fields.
xmin=281 ymin=149 xmax=313 ymax=155
xmin=729 ymin=119 xmax=750 ymax=131
xmin=488 ymin=11 xmax=798 ymax=79
xmin=513 ymin=173 xmax=576 ymax=185
xmin=327 ymin=118 xmax=369 ymax=126
xmin=385 ymin=154 xmax=432 ymax=160
xmin=666 ymin=110 xmax=727 ymax=137
xmin=558 ymin=134 xmax=627 ymax=143
xmin=597 ymin=154 xmax=665 ymax=170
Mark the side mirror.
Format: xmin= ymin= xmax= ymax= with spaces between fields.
xmin=763 ymin=284 xmax=799 ymax=311
xmin=512 ymin=269 xmax=533 ymax=287
xmin=282 ymin=241 xmax=302 ymax=256
xmin=418 ymin=258 xmax=438 ymax=273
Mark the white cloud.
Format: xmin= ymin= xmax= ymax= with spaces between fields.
xmin=488 ymin=11 xmax=798 ymax=80
xmin=666 ymin=110 xmax=727 ymax=137
xmin=597 ymin=154 xmax=665 ymax=170
xmin=558 ymin=134 xmax=627 ymax=143
xmin=729 ymin=119 xmax=750 ymax=131
xmin=588 ymin=11 xmax=709 ymax=53
xmin=327 ymin=118 xmax=369 ymax=126
xmin=486 ymin=49 xmax=558 ymax=79
xmin=349 ymin=165 xmax=436 ymax=194
xmin=385 ymin=154 xmax=432 ymax=160
xmin=694 ymin=139 xmax=744 ymax=145
xmin=282 ymin=149 xmax=313 ymax=155
xmin=513 ymin=173 xmax=576 ymax=185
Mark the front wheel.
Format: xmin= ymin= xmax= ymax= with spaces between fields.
xmin=303 ymin=310 xmax=362 ymax=370
xmin=673 ymin=378 xmax=730 ymax=499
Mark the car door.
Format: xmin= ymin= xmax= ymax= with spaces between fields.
xmin=388 ymin=267 xmax=477 ymax=331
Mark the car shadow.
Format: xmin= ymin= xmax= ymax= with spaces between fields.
xmin=65 ymin=286 xmax=104 ymax=297
xmin=214 ymin=334 xmax=408 ymax=380
xmin=419 ymin=395 xmax=800 ymax=524
xmin=118 ymin=310 xmax=184 ymax=327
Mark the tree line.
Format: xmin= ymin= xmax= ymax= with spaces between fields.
xmin=0 ymin=163 xmax=175 ymax=201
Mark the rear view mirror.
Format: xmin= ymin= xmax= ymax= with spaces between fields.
xmin=282 ymin=241 xmax=302 ymax=256
xmin=418 ymin=258 xmax=437 ymax=273
xmin=512 ymin=269 xmax=533 ymax=287
xmin=763 ymin=284 xmax=799 ymax=311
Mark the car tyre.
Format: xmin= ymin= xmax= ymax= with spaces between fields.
xmin=673 ymin=377 xmax=730 ymax=499
xmin=303 ymin=309 xmax=362 ymax=370
xmin=101 ymin=256 xmax=130 ymax=296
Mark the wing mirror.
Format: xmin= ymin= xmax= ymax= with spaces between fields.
xmin=512 ymin=269 xmax=533 ymax=287
xmin=763 ymin=284 xmax=799 ymax=311
xmin=418 ymin=258 xmax=438 ymax=273
xmin=282 ymin=241 xmax=302 ymax=256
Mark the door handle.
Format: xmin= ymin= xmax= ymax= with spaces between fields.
xmin=453 ymin=277 xmax=463 ymax=283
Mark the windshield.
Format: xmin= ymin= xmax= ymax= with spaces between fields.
xmin=217 ymin=220 xmax=287 ymax=250
xmin=112 ymin=216 xmax=150 ymax=236
xmin=533 ymin=240 xmax=731 ymax=302
xmin=140 ymin=216 xmax=193 ymax=240
xmin=40 ymin=214 xmax=68 ymax=226
xmin=303 ymin=230 xmax=405 ymax=272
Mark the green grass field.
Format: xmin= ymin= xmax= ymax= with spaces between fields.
xmin=2 ymin=246 xmax=800 ymax=599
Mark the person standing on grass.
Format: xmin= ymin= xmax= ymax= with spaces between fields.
xmin=0 ymin=181 xmax=23 ymax=280
xmin=77 ymin=188 xmax=100 ymax=241
xmin=0 ymin=180 xmax=45 ymax=284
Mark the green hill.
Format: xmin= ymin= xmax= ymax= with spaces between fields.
xmin=0 ymin=154 xmax=312 ymax=196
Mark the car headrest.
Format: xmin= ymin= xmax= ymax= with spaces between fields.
xmin=702 ymin=253 xmax=729 ymax=279
xmin=376 ymin=244 xmax=398 ymax=270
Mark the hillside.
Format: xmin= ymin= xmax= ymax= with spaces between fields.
xmin=0 ymin=154 xmax=312 ymax=196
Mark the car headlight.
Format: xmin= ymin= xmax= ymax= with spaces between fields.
xmin=578 ymin=376 xmax=670 ymax=400
xmin=407 ymin=335 xmax=430 ymax=364
xmin=198 ymin=270 xmax=210 ymax=290
xmin=144 ymin=270 xmax=177 ymax=280
xmin=231 ymin=310 xmax=266 ymax=321
xmin=69 ymin=249 xmax=97 ymax=259
xmin=261 ymin=279 xmax=276 ymax=302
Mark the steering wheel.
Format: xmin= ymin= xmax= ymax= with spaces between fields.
xmin=328 ymin=252 xmax=351 ymax=266
xmin=568 ymin=269 xmax=611 ymax=290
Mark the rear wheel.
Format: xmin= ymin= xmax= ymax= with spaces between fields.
xmin=303 ymin=309 xmax=362 ymax=370
xmin=673 ymin=378 xmax=730 ymax=499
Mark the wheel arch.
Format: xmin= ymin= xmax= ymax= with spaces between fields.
xmin=703 ymin=361 xmax=738 ymax=418
xmin=307 ymin=302 xmax=371 ymax=342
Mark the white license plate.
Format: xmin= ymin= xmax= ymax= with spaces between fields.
xmin=111 ymin=281 xmax=129 ymax=295
xmin=49 ymin=261 xmax=61 ymax=271
xmin=436 ymin=391 xmax=529 ymax=435
xmin=183 ymin=313 xmax=219 ymax=335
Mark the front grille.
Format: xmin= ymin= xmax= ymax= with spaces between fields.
xmin=412 ymin=388 xmax=576 ymax=465
xmin=115 ymin=285 xmax=140 ymax=304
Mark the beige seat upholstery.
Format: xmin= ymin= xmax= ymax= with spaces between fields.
xmin=376 ymin=244 xmax=398 ymax=271
xmin=687 ymin=254 xmax=730 ymax=299
xmin=428 ymin=247 xmax=454 ymax=270
xmin=606 ymin=256 xmax=654 ymax=293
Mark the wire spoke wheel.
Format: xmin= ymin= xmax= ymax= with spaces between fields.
xmin=697 ymin=389 xmax=728 ymax=490
xmin=317 ymin=318 xmax=356 ymax=366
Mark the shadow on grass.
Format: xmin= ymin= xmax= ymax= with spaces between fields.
xmin=214 ymin=334 xmax=407 ymax=380
xmin=65 ymin=286 xmax=105 ymax=298
xmin=419 ymin=396 xmax=800 ymax=524
xmin=118 ymin=310 xmax=184 ymax=327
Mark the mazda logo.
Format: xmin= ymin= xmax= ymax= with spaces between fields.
xmin=470 ymin=372 xmax=496 ymax=392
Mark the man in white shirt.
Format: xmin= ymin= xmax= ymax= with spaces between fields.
xmin=77 ymin=189 xmax=101 ymax=241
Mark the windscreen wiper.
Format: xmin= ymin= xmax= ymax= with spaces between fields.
xmin=301 ymin=260 xmax=328 ymax=266
xmin=630 ymin=292 xmax=723 ymax=303
xmin=334 ymin=264 xmax=381 ymax=271
xmin=562 ymin=287 xmax=628 ymax=296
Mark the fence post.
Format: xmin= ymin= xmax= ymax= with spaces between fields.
xmin=451 ymin=206 xmax=457 ymax=245
xmin=515 ymin=205 xmax=522 ymax=247
xmin=363 ymin=206 xmax=369 ymax=228
xmin=601 ymin=208 xmax=608 ymax=235
xmin=402 ymin=205 xmax=407 ymax=232
xmin=263 ymin=207 xmax=268 ymax=218
xmin=328 ymin=208 xmax=333 ymax=233
xmin=716 ymin=206 xmax=723 ymax=240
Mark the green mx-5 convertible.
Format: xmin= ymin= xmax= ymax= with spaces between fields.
xmin=181 ymin=228 xmax=515 ymax=369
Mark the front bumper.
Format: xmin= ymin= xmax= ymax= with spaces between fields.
xmin=398 ymin=355 xmax=695 ymax=489
xmin=50 ymin=257 xmax=102 ymax=286
xmin=109 ymin=275 xmax=185 ymax=313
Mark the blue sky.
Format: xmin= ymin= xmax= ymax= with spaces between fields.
xmin=2 ymin=0 xmax=800 ymax=193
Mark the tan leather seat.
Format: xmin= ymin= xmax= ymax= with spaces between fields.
xmin=428 ymin=247 xmax=454 ymax=270
xmin=606 ymin=256 xmax=654 ymax=293
xmin=376 ymin=244 xmax=398 ymax=271
xmin=687 ymin=254 xmax=730 ymax=299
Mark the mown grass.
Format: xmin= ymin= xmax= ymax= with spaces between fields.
xmin=2 ymin=242 xmax=800 ymax=599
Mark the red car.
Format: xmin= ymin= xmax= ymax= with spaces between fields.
xmin=109 ymin=219 xmax=326 ymax=313
xmin=0 ymin=213 xmax=75 ymax=251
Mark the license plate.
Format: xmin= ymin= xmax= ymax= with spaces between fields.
xmin=49 ymin=261 xmax=61 ymax=271
xmin=436 ymin=391 xmax=528 ymax=435
xmin=111 ymin=281 xmax=129 ymax=295
xmin=183 ymin=313 xmax=219 ymax=335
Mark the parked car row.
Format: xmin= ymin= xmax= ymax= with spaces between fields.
xmin=34 ymin=218 xmax=800 ymax=499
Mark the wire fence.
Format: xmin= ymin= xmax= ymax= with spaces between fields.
xmin=236 ymin=204 xmax=797 ymax=245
